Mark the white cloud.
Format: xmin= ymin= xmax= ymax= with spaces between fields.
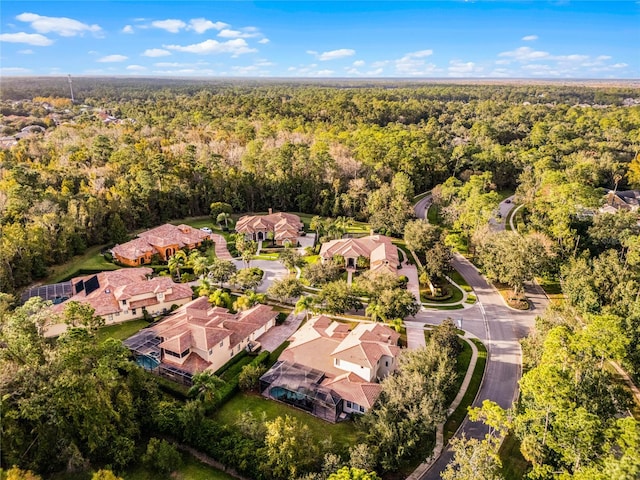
xmin=18 ymin=49 xmax=34 ymax=54
xmin=188 ymin=18 xmax=228 ymax=33
xmin=258 ymin=38 xmax=270 ymax=44
xmin=142 ymin=48 xmax=171 ymax=57
xmin=522 ymin=35 xmax=538 ymax=41
xmin=122 ymin=25 xmax=134 ymax=34
xmin=353 ymin=60 xmax=365 ymax=67
xmin=612 ymin=63 xmax=628 ymax=68
xmin=448 ymin=60 xmax=483 ymax=77
xmin=98 ymin=54 xmax=128 ymax=62
xmin=152 ymin=19 xmax=186 ymax=33
xmin=498 ymin=46 xmax=549 ymax=62
xmin=163 ymin=38 xmax=256 ymax=55
xmin=0 ymin=67 xmax=32 ymax=74
xmin=0 ymin=32 xmax=53 ymax=46
xmin=310 ymin=48 xmax=355 ymax=61
xmin=218 ymin=28 xmax=260 ymax=39
xmin=126 ymin=64 xmax=147 ymax=71
xmin=317 ymin=69 xmax=334 ymax=75
xmin=395 ymin=50 xmax=439 ymax=75
xmin=154 ymin=61 xmax=210 ymax=68
xmin=16 ymin=12 xmax=101 ymax=37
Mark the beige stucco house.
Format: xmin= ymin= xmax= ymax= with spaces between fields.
xmin=260 ymin=316 xmax=400 ymax=421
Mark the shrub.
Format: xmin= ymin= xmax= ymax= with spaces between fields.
xmin=142 ymin=438 xmax=182 ymax=476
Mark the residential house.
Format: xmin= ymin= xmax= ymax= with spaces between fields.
xmin=128 ymin=296 xmax=278 ymax=377
xmin=602 ymin=190 xmax=640 ymax=213
xmin=260 ymin=316 xmax=400 ymax=422
xmin=319 ymin=235 xmax=400 ymax=275
xmin=235 ymin=210 xmax=303 ymax=245
xmin=49 ymin=267 xmax=192 ymax=330
xmin=111 ymin=223 xmax=212 ymax=266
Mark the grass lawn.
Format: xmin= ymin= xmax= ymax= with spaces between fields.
xmin=96 ymin=319 xmax=150 ymax=342
xmin=499 ymin=433 xmax=530 ymax=480
xmin=448 ymin=270 xmax=473 ymax=293
xmin=421 ymin=280 xmax=464 ymax=304
xmin=446 ymin=339 xmax=473 ymax=405
xmin=125 ymin=453 xmax=235 ymax=480
xmin=393 ymin=240 xmax=417 ymax=266
xmin=47 ymin=244 xmax=119 ymax=284
xmin=443 ymin=338 xmax=488 ymax=442
xmin=214 ymin=392 xmax=363 ymax=452
xmin=303 ymin=254 xmax=320 ymax=264
xmin=169 ymin=216 xmax=214 ymax=230
xmin=535 ymin=277 xmax=564 ymax=305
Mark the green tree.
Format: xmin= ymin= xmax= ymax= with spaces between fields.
xmin=188 ymin=371 xmax=225 ymax=406
xmin=210 ymin=202 xmax=233 ymax=223
xmin=317 ymin=281 xmax=362 ymax=314
xmin=168 ymin=250 xmax=188 ymax=281
xmin=262 ymin=415 xmax=319 ymax=480
xmin=91 ymin=470 xmax=124 ymax=480
xmin=295 ymin=295 xmax=317 ymax=321
xmin=267 ymin=276 xmax=303 ymax=303
xmin=403 ymin=220 xmax=441 ymax=255
xmin=279 ymin=247 xmax=304 ymax=270
xmin=327 ymin=466 xmax=381 ymax=480
xmin=365 ymin=288 xmax=419 ymax=321
xmin=5 ymin=466 xmax=43 ymax=480
xmin=238 ymin=364 xmax=267 ymax=391
xmin=231 ymin=268 xmax=264 ymax=291
xmin=63 ymin=300 xmax=105 ymax=330
xmin=441 ymin=435 xmax=504 ymax=480
xmin=208 ymin=258 xmax=237 ymax=287
xmin=304 ymin=260 xmax=342 ymax=286
xmin=142 ymin=438 xmax=182 ymax=477
xmin=107 ymin=212 xmax=128 ymax=245
xmin=233 ymin=290 xmax=266 ymax=311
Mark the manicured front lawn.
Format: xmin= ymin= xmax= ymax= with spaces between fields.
xmin=214 ymin=392 xmax=363 ymax=452
xmin=96 ymin=319 xmax=150 ymax=342
xmin=535 ymin=277 xmax=564 ymax=305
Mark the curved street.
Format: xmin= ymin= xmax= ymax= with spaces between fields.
xmin=411 ymin=196 xmax=549 ymax=479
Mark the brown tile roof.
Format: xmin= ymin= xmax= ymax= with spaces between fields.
xmin=50 ymin=268 xmax=190 ymax=318
xmin=319 ymin=235 xmax=399 ymax=273
xmin=331 ymin=323 xmax=400 ymax=368
xmin=112 ymin=224 xmax=211 ymax=261
xmin=322 ymin=372 xmax=383 ymax=409
xmin=236 ymin=212 xmax=302 ymax=238
xmin=151 ymin=298 xmax=277 ymax=363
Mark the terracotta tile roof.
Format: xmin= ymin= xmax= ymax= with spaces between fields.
xmin=112 ymin=224 xmax=211 ymax=262
xmin=151 ymin=297 xmax=277 ymax=364
xmin=236 ymin=212 xmax=302 ymax=238
xmin=319 ymin=235 xmax=399 ymax=273
xmin=50 ymin=268 xmax=190 ymax=318
xmin=331 ymin=323 xmax=400 ymax=368
xmin=322 ymin=372 xmax=383 ymax=409
xmin=162 ymin=352 xmax=212 ymax=375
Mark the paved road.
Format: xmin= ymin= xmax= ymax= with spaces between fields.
xmin=412 ymin=196 xmax=547 ymax=479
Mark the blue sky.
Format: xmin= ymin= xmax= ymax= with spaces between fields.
xmin=1 ymin=1 xmax=638 ymax=78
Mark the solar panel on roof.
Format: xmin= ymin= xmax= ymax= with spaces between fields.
xmin=75 ymin=280 xmax=84 ymax=294
xmin=84 ymin=275 xmax=100 ymax=295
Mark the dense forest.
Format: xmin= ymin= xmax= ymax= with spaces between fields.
xmin=1 ymin=78 xmax=638 ymax=294
xmin=1 ymin=78 xmax=640 ymax=479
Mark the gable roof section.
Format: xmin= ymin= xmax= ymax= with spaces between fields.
xmin=322 ymin=372 xmax=383 ymax=409
xmin=153 ymin=298 xmax=278 ymax=357
xmin=236 ymin=212 xmax=302 ymax=237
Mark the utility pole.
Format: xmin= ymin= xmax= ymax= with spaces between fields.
xmin=68 ymin=74 xmax=74 ymax=103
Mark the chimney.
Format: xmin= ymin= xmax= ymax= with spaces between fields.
xmin=268 ymin=208 xmax=273 ymax=215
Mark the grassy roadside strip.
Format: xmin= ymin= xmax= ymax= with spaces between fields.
xmin=443 ymin=338 xmax=488 ymax=443
xmin=499 ymin=433 xmax=530 ymax=480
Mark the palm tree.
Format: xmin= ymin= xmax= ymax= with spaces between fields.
xmin=188 ymin=371 xmax=225 ymax=406
xmin=365 ymin=301 xmax=385 ymax=323
xmin=167 ymin=250 xmax=187 ymax=281
xmin=191 ymin=255 xmax=209 ymax=279
xmin=217 ymin=211 xmax=231 ymax=229
xmin=295 ymin=295 xmax=316 ymax=321
xmin=388 ymin=318 xmax=404 ymax=333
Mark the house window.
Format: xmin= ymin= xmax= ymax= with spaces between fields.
xmin=132 ymin=309 xmax=137 ymax=316
xmin=385 ymin=361 xmax=389 ymax=367
xmin=346 ymin=401 xmax=352 ymax=408
xmin=230 ymin=351 xmax=233 ymax=357
xmin=121 ymin=300 xmax=127 ymax=305
xmin=115 ymin=312 xmax=120 ymax=317
xmin=359 ymin=405 xmax=365 ymax=413
xmin=335 ymin=359 xmax=340 ymax=366
xmin=220 ymin=341 xmax=224 ymax=347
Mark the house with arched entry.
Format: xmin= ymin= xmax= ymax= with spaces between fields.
xmin=319 ymin=235 xmax=399 ymax=275
xmin=235 ymin=210 xmax=303 ymax=245
xmin=111 ymin=224 xmax=212 ymax=266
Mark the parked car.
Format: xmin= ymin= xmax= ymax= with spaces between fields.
xmin=505 ymin=199 xmax=512 ymax=203
xmin=200 ymin=227 xmax=213 ymax=234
